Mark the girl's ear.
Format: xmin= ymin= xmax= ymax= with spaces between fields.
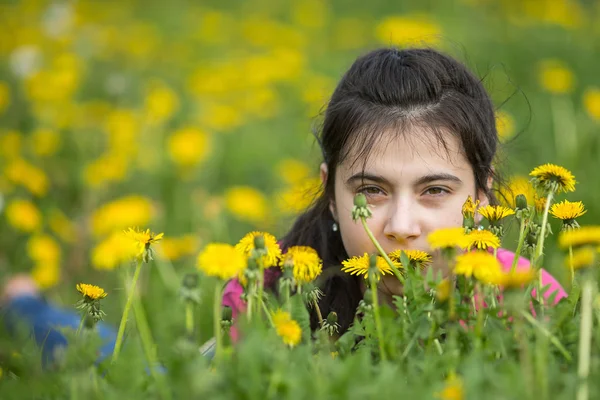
xmin=320 ymin=163 xmax=338 ymax=221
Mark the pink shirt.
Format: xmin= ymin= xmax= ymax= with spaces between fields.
xmin=222 ymin=248 xmax=567 ymax=339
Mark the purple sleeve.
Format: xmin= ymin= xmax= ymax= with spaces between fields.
xmin=496 ymin=248 xmax=568 ymax=304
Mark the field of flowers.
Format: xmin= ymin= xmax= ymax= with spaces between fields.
xmin=1 ymin=0 xmax=600 ymax=398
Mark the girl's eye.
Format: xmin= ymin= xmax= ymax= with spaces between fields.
xmin=423 ymin=187 xmax=449 ymax=196
xmin=358 ymin=186 xmax=385 ymax=196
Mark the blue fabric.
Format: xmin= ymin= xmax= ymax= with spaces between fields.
xmin=2 ymin=295 xmax=117 ymax=366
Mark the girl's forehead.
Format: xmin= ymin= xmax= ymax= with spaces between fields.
xmin=339 ymin=127 xmax=469 ymax=176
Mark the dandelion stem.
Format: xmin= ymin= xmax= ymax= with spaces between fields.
xmin=76 ymin=314 xmax=86 ymax=337
xmin=213 ymin=283 xmax=224 ymax=363
xmin=313 ymin=300 xmax=324 ymax=328
xmin=534 ymin=191 xmax=554 ymax=267
xmin=360 ymin=217 xmax=404 ymax=284
xmin=185 ymin=302 xmax=194 ymax=338
xmin=112 ymin=259 xmax=144 ymax=363
xmin=569 ymin=245 xmax=575 ymax=286
xmin=520 ymin=310 xmax=572 ymax=361
xmin=511 ymin=217 xmax=528 ymax=273
xmin=257 ymin=265 xmax=265 ymax=322
xmin=577 ymin=278 xmax=594 ymax=400
xmin=260 ymin=300 xmax=274 ymax=327
xmin=369 ymin=276 xmax=387 ymax=362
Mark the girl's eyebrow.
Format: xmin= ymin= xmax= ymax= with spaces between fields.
xmin=346 ymin=172 xmax=463 ymax=186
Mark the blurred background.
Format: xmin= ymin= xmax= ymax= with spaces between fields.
xmin=0 ymin=0 xmax=599 ymax=308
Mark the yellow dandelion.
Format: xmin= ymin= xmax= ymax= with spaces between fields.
xmin=427 ymin=227 xmax=469 ymax=250
xmin=502 ymin=176 xmax=536 ymax=208
xmin=5 ymin=199 xmax=42 ymax=233
xmin=341 ymin=253 xmax=398 ymax=280
xmin=566 ymin=247 xmax=597 ymax=270
xmin=583 ymin=87 xmax=600 ymax=121
xmin=465 ymin=230 xmax=501 ymax=250
xmin=454 ymin=251 xmax=503 ymax=284
xmin=375 ymin=14 xmax=442 ymax=47
xmin=436 ymin=373 xmax=464 ymax=400
xmin=388 ymin=249 xmax=432 ymax=269
xmin=529 ymin=163 xmax=576 ymax=194
xmin=272 ymin=309 xmax=302 ymax=347
xmin=225 ymin=186 xmax=268 ymax=224
xmin=538 ymin=59 xmax=575 ymax=94
xmin=435 ymin=279 xmax=452 ymax=302
xmin=495 ymin=269 xmax=537 ymax=289
xmin=76 ymin=283 xmax=107 ymax=301
xmin=558 ymin=226 xmax=600 ymax=249
xmin=496 ymin=110 xmax=515 ymax=141
xmin=281 ymin=246 xmax=323 ymax=284
xmin=461 ymin=195 xmax=479 ymax=219
xmin=123 ymin=227 xmax=164 ymax=260
xmin=276 ymin=158 xmax=311 ymax=185
xmin=477 ymin=205 xmax=515 ymax=224
xmin=550 ymin=200 xmax=586 ymax=221
xmin=197 ymin=243 xmax=247 ymax=280
xmin=235 ymin=231 xmax=282 ymax=268
xmin=31 ymin=262 xmax=60 ymax=289
xmin=27 ymin=234 xmax=61 ymax=264
xmin=167 ymin=126 xmax=210 ymax=168
xmin=534 ymin=195 xmax=547 ymax=215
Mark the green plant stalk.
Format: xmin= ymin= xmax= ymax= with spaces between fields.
xmin=369 ymin=276 xmax=387 ymax=362
xmin=534 ymin=191 xmax=554 ymax=311
xmin=577 ymin=279 xmax=593 ymax=400
xmin=76 ymin=313 xmax=86 ymax=337
xmin=256 ymin=260 xmax=265 ymax=322
xmin=282 ymin=283 xmax=291 ymax=313
xmin=511 ymin=217 xmax=528 ymax=273
xmin=520 ymin=310 xmax=572 ymax=361
xmin=185 ymin=301 xmax=194 ymax=337
xmin=516 ymin=313 xmax=534 ymax=399
xmin=213 ymin=283 xmax=224 ymax=363
xmin=133 ymin=298 xmax=171 ymax=400
xmin=475 ymin=284 xmax=485 ymax=338
xmin=112 ymin=259 xmax=143 ymax=363
xmin=360 ymin=217 xmax=404 ymax=284
xmin=313 ymin=300 xmax=324 ymax=328
xmin=569 ymin=245 xmax=575 ymax=286
xmin=260 ymin=300 xmax=274 ymax=327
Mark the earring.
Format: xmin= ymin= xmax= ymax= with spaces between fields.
xmin=332 ymin=222 xmax=338 ymax=232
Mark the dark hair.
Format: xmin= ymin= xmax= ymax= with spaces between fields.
xmin=281 ymin=47 xmax=500 ymax=333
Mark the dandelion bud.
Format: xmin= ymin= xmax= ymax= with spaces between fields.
xmin=362 ymin=288 xmax=373 ymax=305
xmin=253 ymin=234 xmax=266 ymax=251
xmin=247 ymin=257 xmax=259 ymax=271
xmin=354 ymin=193 xmax=367 ymax=207
xmin=182 ymin=273 xmax=199 ymax=289
xmin=221 ymin=306 xmax=233 ymax=322
xmin=515 ymin=194 xmax=528 ymax=211
xmin=326 ymin=311 xmax=338 ymax=324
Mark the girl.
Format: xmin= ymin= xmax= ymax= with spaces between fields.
xmin=222 ymin=47 xmax=567 ymax=335
xmin=3 ymin=47 xmax=567 ymax=361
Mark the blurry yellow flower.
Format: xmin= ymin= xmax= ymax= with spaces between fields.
xmin=0 ymin=81 xmax=10 ymax=114
xmin=502 ymin=176 xmax=536 ymax=208
xmin=435 ymin=279 xmax=451 ymax=302
xmin=0 ymin=131 xmax=22 ymax=159
xmin=76 ymin=283 xmax=107 ymax=301
xmin=461 ymin=195 xmax=479 ymax=219
xmin=530 ymin=163 xmax=576 ymax=193
xmin=197 ymin=243 xmax=247 ymax=280
xmin=538 ymin=59 xmax=575 ymax=94
xmin=276 ymin=178 xmax=322 ymax=215
xmin=375 ymin=14 xmax=442 ymax=47
xmin=104 ymin=109 xmax=139 ymax=156
xmin=436 ymin=373 xmax=464 ymax=400
xmin=241 ymin=17 xmax=306 ymax=50
xmin=27 ymin=234 xmax=61 ymax=264
xmin=225 ymin=186 xmax=268 ymax=223
xmin=167 ymin=126 xmax=210 ymax=167
xmin=91 ymin=231 xmax=137 ymax=270
xmin=48 ymin=208 xmax=76 ymax=243
xmin=4 ymin=158 xmax=49 ymax=196
xmin=454 ymin=251 xmax=502 ymax=284
xmin=235 ymin=231 xmax=282 ymax=268
xmin=477 ymin=205 xmax=515 ymax=224
xmin=495 ymin=269 xmax=537 ymax=289
xmin=428 ymin=227 xmax=469 ymax=250
xmin=197 ymin=102 xmax=242 ymax=132
xmin=277 ymin=159 xmax=311 ymax=185
xmin=30 ymin=128 xmax=61 ymax=157
xmin=583 ymin=87 xmax=600 ymax=121
xmin=388 ymin=249 xmax=432 ymax=269
xmin=144 ymin=80 xmax=179 ymax=125
xmin=31 ymin=262 xmax=60 ymax=289
xmin=566 ymin=247 xmax=597 ymax=270
xmin=91 ymin=196 xmax=154 ymax=238
xmin=281 ymin=246 xmax=322 ymax=284
xmin=465 ymin=229 xmax=501 ymax=250
xmin=301 ymin=74 xmax=335 ymax=115
xmin=5 ymin=199 xmax=41 ymax=232
xmin=551 ymin=200 xmax=586 ymax=221
xmin=496 ymin=110 xmax=515 ymax=141
xmin=158 ymin=235 xmax=199 ymax=261
xmin=534 ymin=195 xmax=547 ymax=215
xmin=558 ymin=226 xmax=600 ymax=249
xmin=83 ymin=152 xmax=129 ymax=187
xmin=272 ymin=309 xmax=302 ymax=347
xmin=292 ymin=0 xmax=328 ymax=29
xmin=123 ymin=227 xmax=164 ymax=261
xmin=341 ymin=253 xmax=397 ymax=280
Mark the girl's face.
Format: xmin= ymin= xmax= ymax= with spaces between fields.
xmin=323 ymin=127 xmax=489 ymax=298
